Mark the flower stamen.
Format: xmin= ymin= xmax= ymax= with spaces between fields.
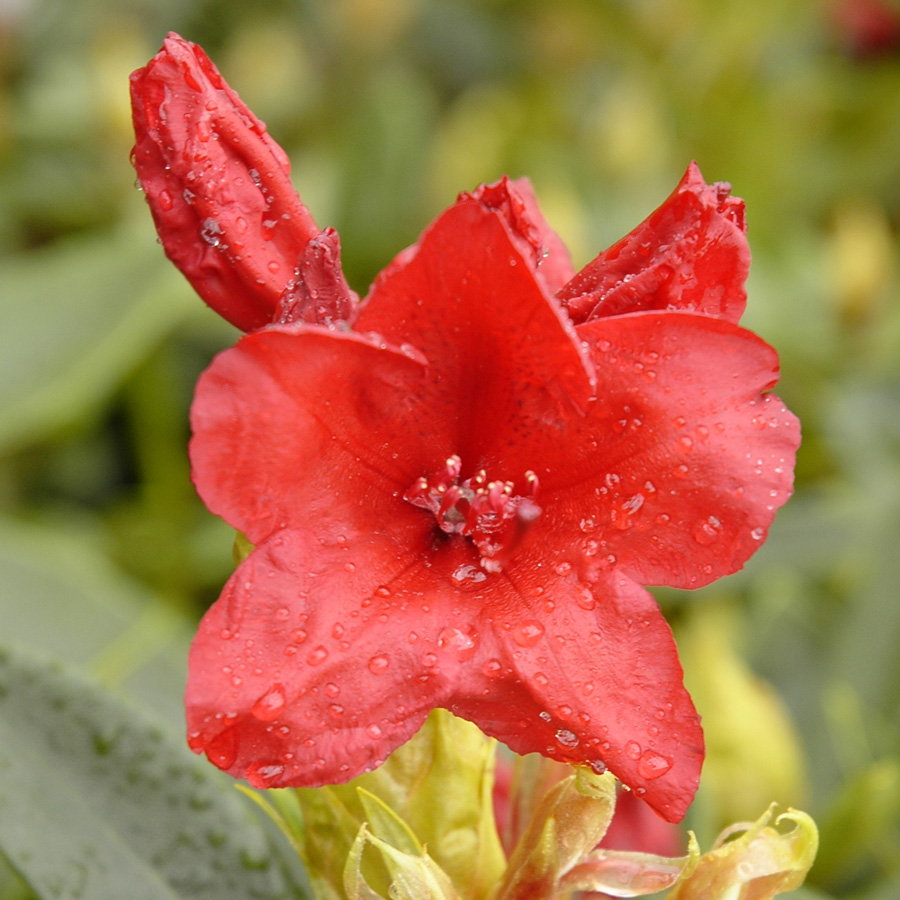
xmin=405 ymin=455 xmax=541 ymax=572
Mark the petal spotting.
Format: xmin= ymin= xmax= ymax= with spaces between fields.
xmin=132 ymin=35 xmax=801 ymax=824
xmin=130 ymin=33 xmax=355 ymax=331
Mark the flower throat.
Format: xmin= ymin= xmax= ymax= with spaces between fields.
xmin=404 ymin=455 xmax=541 ymax=572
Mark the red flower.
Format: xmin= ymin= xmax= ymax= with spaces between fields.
xmin=132 ymin=35 xmax=800 ymax=824
xmin=130 ymin=34 xmax=356 ymax=331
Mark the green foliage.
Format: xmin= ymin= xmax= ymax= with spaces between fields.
xmin=1 ymin=0 xmax=899 ymax=897
xmin=0 ymin=642 xmax=309 ymax=900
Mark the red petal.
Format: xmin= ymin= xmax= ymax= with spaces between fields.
xmin=276 ymin=227 xmax=357 ymax=326
xmin=356 ymin=195 xmax=595 ymax=465
xmin=464 ymin=177 xmax=576 ymax=294
xmin=189 ymin=326 xmax=440 ymax=546
xmin=186 ymin=530 xmax=467 ymax=788
xmin=558 ymin=162 xmax=749 ymax=325
xmin=448 ymin=570 xmax=704 ymax=822
xmin=535 ymin=311 xmax=799 ymax=588
xmin=130 ymin=33 xmax=327 ymax=331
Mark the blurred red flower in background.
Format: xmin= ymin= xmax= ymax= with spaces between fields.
xmin=131 ymin=34 xmax=800 ymax=824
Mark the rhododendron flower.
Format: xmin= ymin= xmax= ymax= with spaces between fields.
xmin=131 ymin=34 xmax=800 ymax=824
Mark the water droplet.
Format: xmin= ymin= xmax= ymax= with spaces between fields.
xmin=325 ymin=682 xmax=340 ymax=698
xmin=482 ymin=658 xmax=503 ymax=677
xmin=575 ymin=585 xmax=595 ymax=610
xmin=200 ymin=218 xmax=223 ymax=247
xmin=374 ymin=585 xmax=392 ymax=598
xmin=556 ymin=729 xmax=580 ymax=748
xmin=332 ymin=623 xmax=345 ymax=639
xmin=625 ymin=740 xmax=642 ymax=760
xmin=539 ymin=711 xmax=553 ymax=722
xmin=511 ymin=620 xmax=545 ymax=647
xmin=306 ymin=646 xmax=328 ymax=666
xmin=247 ymin=761 xmax=284 ymax=784
xmin=438 ymin=626 xmax=478 ymax=660
xmin=205 ymin=727 xmax=238 ymax=768
xmin=534 ymin=671 xmax=549 ymax=686
xmin=368 ymin=654 xmax=390 ymax=674
xmin=422 ymin=652 xmax=438 ymax=668
xmin=589 ymin=759 xmax=607 ymax=774
xmin=328 ymin=704 xmax=344 ymax=718
xmin=366 ymin=724 xmax=383 ymax=739
xmin=693 ymin=515 xmax=723 ymax=545
xmin=554 ymin=561 xmax=572 ymax=576
xmin=451 ymin=564 xmax=487 ymax=585
xmin=637 ymin=749 xmax=673 ymax=780
xmin=750 ymin=526 xmax=765 ymax=541
xmin=251 ymin=684 xmax=286 ymax=721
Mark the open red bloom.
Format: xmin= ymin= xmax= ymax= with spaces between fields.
xmin=132 ymin=35 xmax=800 ymax=823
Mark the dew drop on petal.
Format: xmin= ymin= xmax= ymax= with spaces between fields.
xmin=368 ymin=654 xmax=390 ymax=674
xmin=556 ymin=729 xmax=580 ymax=748
xmin=625 ymin=740 xmax=642 ymax=760
xmin=205 ymin=726 xmax=238 ymax=769
xmin=438 ymin=626 xmax=478 ymax=660
xmin=512 ymin=620 xmax=545 ymax=647
xmin=247 ymin=761 xmax=285 ymax=784
xmin=200 ymin=218 xmax=223 ymax=247
xmin=366 ymin=724 xmax=383 ymax=740
xmin=637 ymin=749 xmax=673 ymax=780
xmin=306 ymin=645 xmax=328 ymax=666
xmin=251 ymin=684 xmax=286 ymax=722
xmin=693 ymin=515 xmax=723 ymax=545
xmin=482 ymin=658 xmax=503 ymax=677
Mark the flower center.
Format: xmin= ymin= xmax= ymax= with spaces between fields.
xmin=404 ymin=455 xmax=541 ymax=572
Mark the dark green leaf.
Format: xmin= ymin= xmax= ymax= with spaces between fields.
xmin=0 ymin=642 xmax=308 ymax=900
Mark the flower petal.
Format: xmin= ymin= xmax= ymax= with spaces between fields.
xmin=464 ymin=177 xmax=576 ymax=294
xmin=130 ymin=33 xmax=328 ymax=331
xmin=448 ymin=570 xmax=704 ymax=822
xmin=558 ymin=163 xmax=748 ymax=324
xmin=356 ymin=194 xmax=595 ymax=461
xmin=186 ymin=529 xmax=470 ymax=789
xmin=189 ymin=326 xmax=441 ymax=545
xmin=528 ymin=311 xmax=799 ymax=588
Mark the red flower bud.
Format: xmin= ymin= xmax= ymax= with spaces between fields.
xmin=130 ymin=33 xmax=354 ymax=331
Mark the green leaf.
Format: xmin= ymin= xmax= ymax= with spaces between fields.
xmin=0 ymin=642 xmax=307 ymax=900
xmin=665 ymin=805 xmax=818 ymax=900
xmin=344 ymin=826 xmax=460 ymax=900
xmin=357 ymin=789 xmax=423 ymax=856
xmin=290 ymin=709 xmax=506 ymax=900
xmin=494 ymin=767 xmax=617 ymax=900
xmin=0 ymin=219 xmax=200 ymax=454
xmin=0 ymin=515 xmax=192 ymax=731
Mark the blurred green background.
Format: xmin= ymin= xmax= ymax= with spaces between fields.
xmin=1 ymin=0 xmax=899 ymax=897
